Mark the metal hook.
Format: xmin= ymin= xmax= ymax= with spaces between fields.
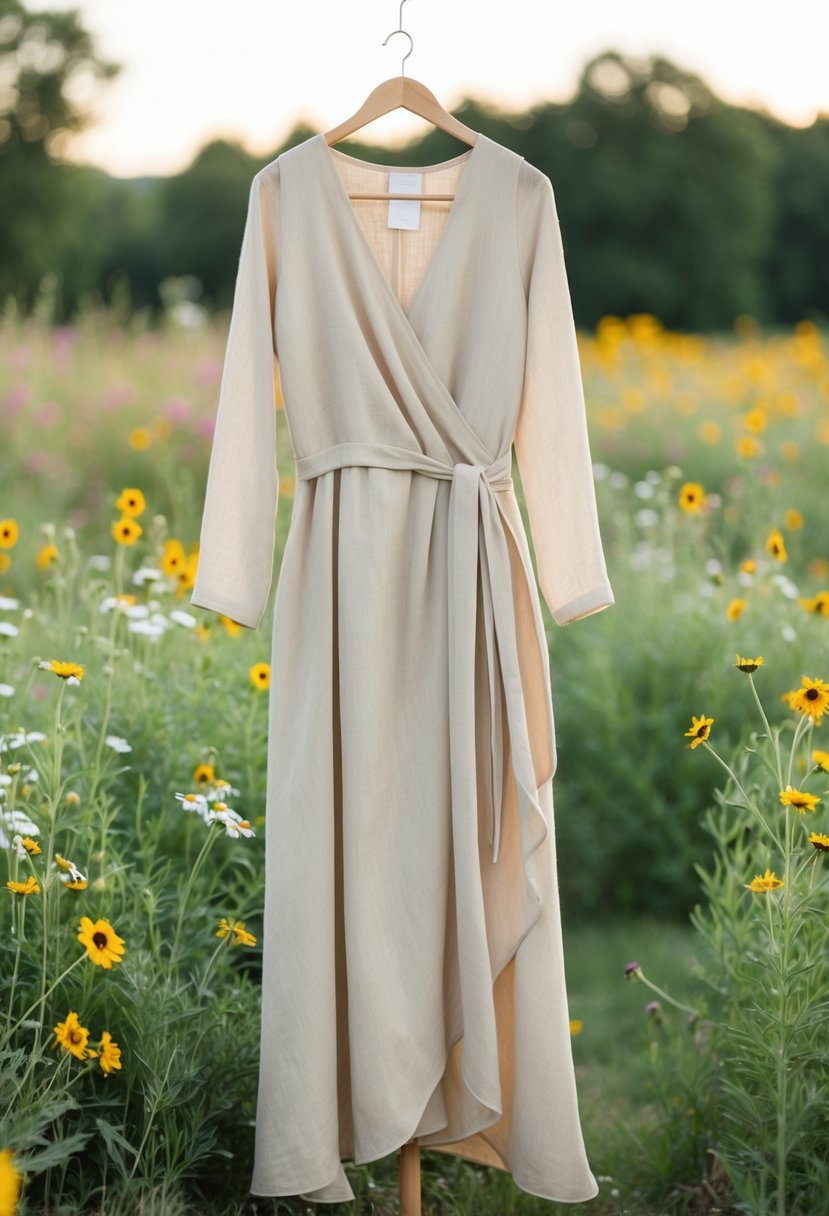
xmin=382 ymin=0 xmax=414 ymax=77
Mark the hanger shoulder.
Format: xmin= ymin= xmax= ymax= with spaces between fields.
xmin=323 ymin=75 xmax=478 ymax=147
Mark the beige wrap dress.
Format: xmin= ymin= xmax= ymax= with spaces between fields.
xmin=189 ymin=129 xmax=615 ymax=1205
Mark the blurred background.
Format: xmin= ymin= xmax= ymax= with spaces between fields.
xmin=3 ymin=0 xmax=829 ymax=328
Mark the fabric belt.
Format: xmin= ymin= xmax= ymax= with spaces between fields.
xmin=295 ymin=441 xmax=554 ymax=866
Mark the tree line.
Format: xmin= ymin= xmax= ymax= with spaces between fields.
xmin=1 ymin=0 xmax=827 ymax=331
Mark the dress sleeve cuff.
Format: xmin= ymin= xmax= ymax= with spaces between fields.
xmin=552 ymin=583 xmax=615 ymax=627
xmin=188 ymin=587 xmax=263 ymax=630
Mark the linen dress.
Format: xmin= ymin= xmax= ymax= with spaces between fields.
xmin=189 ymin=129 xmax=615 ymax=1205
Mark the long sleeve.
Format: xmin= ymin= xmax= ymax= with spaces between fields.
xmin=189 ymin=168 xmax=280 ymax=630
xmin=512 ymin=166 xmax=614 ymax=627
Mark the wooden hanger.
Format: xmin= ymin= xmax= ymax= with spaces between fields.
xmin=322 ymin=2 xmax=478 ymax=202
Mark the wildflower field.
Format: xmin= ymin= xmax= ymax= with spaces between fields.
xmin=1 ymin=301 xmax=828 ymax=1215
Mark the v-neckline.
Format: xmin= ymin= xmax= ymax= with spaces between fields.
xmin=314 ymin=131 xmax=487 ymax=329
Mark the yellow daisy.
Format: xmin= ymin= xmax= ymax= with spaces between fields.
xmin=111 ymin=516 xmax=142 ymax=546
xmin=77 ymin=916 xmax=126 ymax=968
xmin=46 ymin=659 xmax=85 ymax=682
xmin=53 ymin=1011 xmax=93 ymax=1060
xmin=0 ymin=1147 xmax=22 ymax=1215
xmin=779 ymin=786 xmax=821 ymax=814
xmin=765 ymin=527 xmax=787 ymax=562
xmin=249 ymin=662 xmax=271 ymax=691
xmin=813 ymin=749 xmax=829 ymax=773
xmin=727 ymin=598 xmax=747 ymax=621
xmin=6 ymin=875 xmax=40 ymax=896
xmin=193 ymin=763 xmax=215 ymax=785
xmin=0 ymin=519 xmax=19 ymax=549
xmin=569 ymin=1019 xmax=584 ymax=1035
xmin=808 ymin=832 xmax=829 ymax=852
xmin=115 ymin=488 xmax=146 ymax=517
xmin=684 ymin=713 xmax=714 ymax=749
xmin=95 ymin=1031 xmax=122 ymax=1076
xmin=735 ymin=654 xmax=763 ymax=673
xmin=745 ymin=868 xmax=783 ymax=893
xmin=678 ymin=482 xmax=706 ymax=513
xmin=20 ymin=836 xmax=41 ymax=855
xmin=786 ymin=675 xmax=829 ymax=724
xmin=36 ymin=542 xmax=60 ymax=568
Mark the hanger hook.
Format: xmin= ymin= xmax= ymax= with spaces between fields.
xmin=382 ymin=0 xmax=414 ymax=77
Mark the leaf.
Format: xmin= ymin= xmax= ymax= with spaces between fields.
xmin=95 ymin=1115 xmax=139 ymax=1161
xmin=14 ymin=1131 xmax=92 ymax=1174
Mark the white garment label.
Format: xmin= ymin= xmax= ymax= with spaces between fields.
xmin=387 ymin=171 xmax=422 ymax=230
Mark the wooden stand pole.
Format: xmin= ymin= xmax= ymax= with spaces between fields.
xmin=398 ymin=1138 xmax=421 ymax=1216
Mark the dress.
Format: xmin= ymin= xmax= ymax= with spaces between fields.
xmin=189 ymin=130 xmax=615 ymax=1205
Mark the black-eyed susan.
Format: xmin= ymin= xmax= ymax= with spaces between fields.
xmin=77 ymin=916 xmax=126 ymax=968
xmin=779 ymin=786 xmax=821 ymax=814
xmin=115 ymin=487 xmax=146 ymax=517
xmin=735 ymin=654 xmax=763 ymax=673
xmin=249 ymin=662 xmax=271 ymax=691
xmin=765 ymin=527 xmax=787 ymax=562
xmin=193 ymin=762 xmax=215 ymax=786
xmin=94 ymin=1030 xmax=122 ymax=1076
xmin=6 ymin=875 xmax=40 ymax=896
xmin=726 ymin=598 xmax=747 ymax=621
xmin=36 ymin=542 xmax=59 ymax=569
xmin=0 ymin=520 xmax=19 ymax=549
xmin=53 ymin=1010 xmax=93 ymax=1060
xmin=798 ymin=591 xmax=829 ymax=616
xmin=160 ymin=539 xmax=186 ymax=576
xmin=745 ymin=868 xmax=783 ymax=893
xmin=786 ymin=675 xmax=829 ymax=724
xmin=684 ymin=714 xmax=714 ymax=749
xmin=678 ymin=482 xmax=706 ymax=514
xmin=0 ymin=1146 xmax=22 ymax=1215
xmin=41 ymin=659 xmax=85 ymax=683
xmin=808 ymin=832 xmax=829 ymax=852
xmin=111 ymin=516 xmax=142 ymax=545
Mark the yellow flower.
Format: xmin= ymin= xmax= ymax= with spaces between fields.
xmin=53 ymin=1011 xmax=93 ymax=1060
xmin=739 ymin=558 xmax=757 ymax=575
xmin=95 ymin=1030 xmax=122 ymax=1076
xmin=77 ymin=916 xmax=126 ymax=969
xmin=809 ymin=832 xmax=829 ymax=852
xmin=765 ymin=527 xmax=787 ymax=562
xmin=6 ymin=875 xmax=40 ymax=895
xmin=45 ymin=659 xmax=85 ymax=682
xmin=0 ymin=1146 xmax=22 ymax=1216
xmin=797 ymin=591 xmax=829 ymax=616
xmin=20 ymin=836 xmax=41 ymax=855
xmin=249 ymin=662 xmax=271 ymax=691
xmin=36 ymin=542 xmax=60 ymax=568
xmin=684 ymin=713 xmax=714 ymax=749
xmin=783 ymin=508 xmax=803 ymax=530
xmin=111 ymin=516 xmax=142 ymax=545
xmin=813 ymin=749 xmax=829 ymax=773
xmin=128 ymin=426 xmax=152 ymax=450
xmin=115 ymin=487 xmax=146 ymax=517
xmin=726 ymin=598 xmax=747 ymax=621
xmin=742 ymin=407 xmax=767 ymax=434
xmin=220 ymin=615 xmax=243 ymax=637
xmin=160 ymin=538 xmax=186 ymax=576
xmin=736 ymin=435 xmax=762 ymax=458
xmin=735 ymin=654 xmax=763 ymax=673
xmin=60 ymin=875 xmax=89 ymax=891
xmin=0 ymin=519 xmax=19 ymax=549
xmin=193 ymin=763 xmax=215 ymax=785
xmin=569 ymin=1019 xmax=584 ymax=1036
xmin=779 ymin=785 xmax=821 ymax=814
xmin=678 ymin=482 xmax=706 ymax=514
xmin=0 ymin=553 xmax=10 ymax=573
xmin=216 ymin=917 xmax=258 ymax=946
xmin=786 ymin=675 xmax=829 ymax=724
xmin=745 ymin=868 xmax=783 ymax=893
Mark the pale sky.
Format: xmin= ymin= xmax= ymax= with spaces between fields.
xmin=27 ymin=0 xmax=829 ymax=179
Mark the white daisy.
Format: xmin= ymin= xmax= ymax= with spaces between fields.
xmin=0 ymin=595 xmax=20 ymax=610
xmin=0 ymin=621 xmax=19 ymax=638
xmin=104 ymin=735 xmax=132 ymax=753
